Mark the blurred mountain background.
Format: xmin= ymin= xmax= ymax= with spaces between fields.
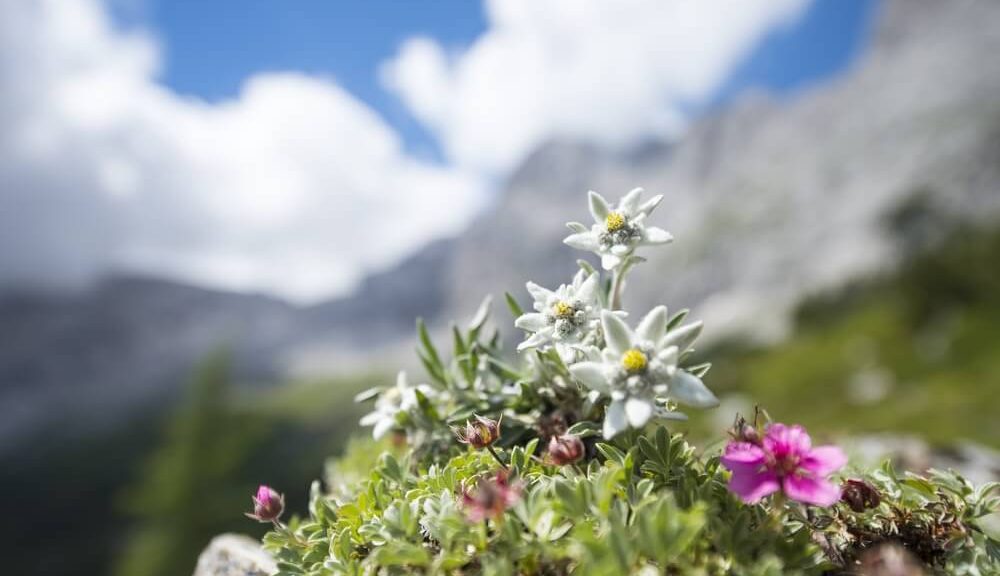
xmin=2 ymin=0 xmax=1000 ymax=574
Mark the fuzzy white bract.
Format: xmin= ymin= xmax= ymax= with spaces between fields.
xmin=514 ymin=270 xmax=619 ymax=359
xmin=563 ymin=188 xmax=673 ymax=270
xmin=569 ymin=308 xmax=718 ymax=439
xmin=357 ymin=371 xmax=437 ymax=439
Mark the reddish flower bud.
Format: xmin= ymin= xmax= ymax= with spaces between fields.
xmin=461 ymin=470 xmax=521 ymax=522
xmin=454 ymin=414 xmax=501 ymax=448
xmin=546 ymin=434 xmax=585 ymax=466
xmin=245 ymin=485 xmax=284 ymax=523
xmin=841 ymin=478 xmax=881 ymax=512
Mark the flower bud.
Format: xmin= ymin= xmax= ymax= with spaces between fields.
xmin=728 ymin=414 xmax=761 ymax=445
xmin=841 ymin=478 xmax=881 ymax=512
xmin=547 ymin=434 xmax=585 ymax=466
xmin=245 ymin=485 xmax=284 ymax=522
xmin=454 ymin=414 xmax=501 ymax=448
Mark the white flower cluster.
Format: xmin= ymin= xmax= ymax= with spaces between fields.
xmin=518 ymin=188 xmax=718 ymax=439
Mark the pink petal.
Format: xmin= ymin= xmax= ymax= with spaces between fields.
xmin=801 ymin=445 xmax=847 ymax=476
xmin=720 ymin=441 xmax=767 ymax=468
xmin=782 ymin=475 xmax=841 ymax=507
xmin=728 ymin=469 xmax=780 ymax=504
xmin=763 ymin=423 xmax=811 ymax=458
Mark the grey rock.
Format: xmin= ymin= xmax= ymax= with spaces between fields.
xmin=193 ymin=534 xmax=276 ymax=576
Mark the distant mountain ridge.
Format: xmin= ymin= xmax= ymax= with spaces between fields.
xmin=3 ymin=0 xmax=1000 ymax=451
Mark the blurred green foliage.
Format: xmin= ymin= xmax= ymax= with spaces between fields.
xmin=688 ymin=222 xmax=1000 ymax=447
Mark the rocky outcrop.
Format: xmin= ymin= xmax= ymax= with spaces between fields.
xmin=193 ymin=534 xmax=276 ymax=576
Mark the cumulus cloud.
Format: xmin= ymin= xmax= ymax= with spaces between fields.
xmin=0 ymin=0 xmax=485 ymax=301
xmin=382 ymin=0 xmax=810 ymax=175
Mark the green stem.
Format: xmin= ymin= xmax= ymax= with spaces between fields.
xmin=487 ymin=444 xmax=509 ymax=470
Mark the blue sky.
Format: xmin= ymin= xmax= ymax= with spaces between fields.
xmin=2 ymin=0 xmax=881 ymax=300
xmin=131 ymin=0 xmax=876 ymax=159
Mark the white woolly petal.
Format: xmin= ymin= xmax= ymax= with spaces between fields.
xmin=601 ymin=310 xmax=634 ymax=354
xmin=610 ymin=244 xmax=631 ymax=256
xmin=624 ymin=397 xmax=654 ymax=428
xmin=642 ymin=227 xmax=674 ymax=245
xmin=514 ymin=312 xmax=548 ymax=332
xmin=660 ymin=321 xmax=703 ymax=352
xmin=603 ymin=400 xmax=628 ymax=439
xmin=517 ymin=330 xmax=551 ymax=351
xmin=569 ymin=362 xmax=611 ymax=393
xmin=372 ymin=418 xmax=395 ymax=440
xmin=670 ymin=370 xmax=720 ymax=408
xmin=588 ymin=190 xmax=610 ymax=222
xmin=575 ymin=272 xmax=599 ymax=303
xmin=657 ymin=345 xmax=679 ymax=367
xmin=565 ymin=232 xmax=600 ymax=251
xmin=601 ymin=253 xmax=622 ymax=270
xmin=638 ymin=194 xmax=663 ymax=216
xmin=636 ymin=305 xmax=668 ymax=343
xmin=619 ymin=187 xmax=643 ymax=216
xmin=566 ymin=221 xmax=588 ymax=233
xmin=526 ymin=281 xmax=555 ymax=304
xmin=359 ymin=411 xmax=382 ymax=426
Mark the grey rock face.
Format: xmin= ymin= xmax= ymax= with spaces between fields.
xmin=193 ymin=534 xmax=276 ymax=576
xmin=442 ymin=0 xmax=1000 ymax=344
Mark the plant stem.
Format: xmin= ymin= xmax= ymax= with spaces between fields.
xmin=610 ymin=268 xmax=623 ymax=310
xmin=487 ymin=444 xmax=509 ymax=469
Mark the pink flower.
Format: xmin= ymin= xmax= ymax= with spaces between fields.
xmin=721 ymin=423 xmax=846 ymax=507
xmin=245 ymin=484 xmax=285 ymax=522
xmin=461 ymin=471 xmax=522 ymax=522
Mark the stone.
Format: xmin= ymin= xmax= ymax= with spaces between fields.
xmin=193 ymin=534 xmax=276 ymax=576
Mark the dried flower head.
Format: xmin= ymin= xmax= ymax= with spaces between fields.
xmin=546 ymin=434 xmax=585 ymax=466
xmin=454 ymin=414 xmax=502 ymax=448
xmin=461 ymin=471 xmax=522 ymax=522
xmin=841 ymin=478 xmax=881 ymax=512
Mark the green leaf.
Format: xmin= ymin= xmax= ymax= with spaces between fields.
xmin=505 ymin=291 xmax=525 ymax=319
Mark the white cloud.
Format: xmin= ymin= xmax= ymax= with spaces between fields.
xmin=0 ymin=0 xmax=485 ymax=302
xmin=382 ymin=0 xmax=810 ymax=175
xmin=0 ymin=0 xmax=810 ymax=302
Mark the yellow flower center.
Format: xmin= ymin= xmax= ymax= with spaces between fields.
xmin=605 ymin=211 xmax=626 ymax=232
xmin=622 ymin=348 xmax=647 ymax=374
xmin=553 ymin=301 xmax=575 ymax=319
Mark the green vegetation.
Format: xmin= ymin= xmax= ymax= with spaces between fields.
xmin=692 ymin=223 xmax=1000 ymax=447
xmin=113 ymin=356 xmax=378 ymax=576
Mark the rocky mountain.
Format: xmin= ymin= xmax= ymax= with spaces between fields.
xmin=439 ymin=0 xmax=1000 ymax=342
xmin=3 ymin=0 xmax=1000 ymax=450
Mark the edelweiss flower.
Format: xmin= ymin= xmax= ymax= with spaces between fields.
xmin=357 ymin=371 xmax=436 ymax=440
xmin=564 ymin=188 xmax=673 ymax=270
xmin=514 ymin=270 xmax=614 ymax=358
xmin=569 ymin=308 xmax=719 ymax=439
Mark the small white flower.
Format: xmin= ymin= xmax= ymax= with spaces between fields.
xmin=357 ymin=371 xmax=437 ymax=440
xmin=514 ymin=270 xmax=619 ymax=359
xmin=564 ymin=187 xmax=673 ymax=270
xmin=569 ymin=307 xmax=719 ymax=439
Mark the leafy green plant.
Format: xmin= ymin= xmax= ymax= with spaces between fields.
xmin=258 ymin=189 xmax=999 ymax=575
